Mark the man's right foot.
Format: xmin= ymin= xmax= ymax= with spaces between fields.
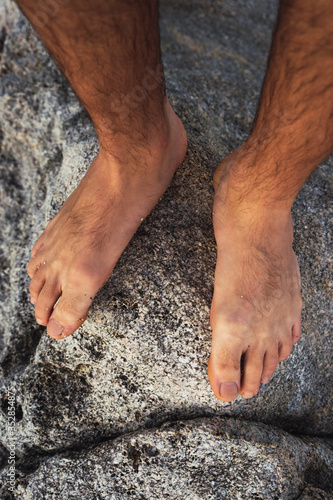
xmin=27 ymin=99 xmax=187 ymax=339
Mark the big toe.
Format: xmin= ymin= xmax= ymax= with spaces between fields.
xmin=208 ymin=336 xmax=242 ymax=402
xmin=47 ymin=288 xmax=95 ymax=339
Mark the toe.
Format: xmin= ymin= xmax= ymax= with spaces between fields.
xmin=278 ymin=336 xmax=293 ymax=362
xmin=34 ymin=282 xmax=61 ymax=326
xmin=27 ymin=255 xmax=40 ymax=279
xmin=261 ymin=347 xmax=279 ymax=384
xmin=240 ymin=347 xmax=264 ymax=398
xmin=27 ymin=253 xmax=48 ymax=279
xmin=29 ymin=270 xmax=46 ymax=305
xmin=31 ymin=233 xmax=46 ymax=257
xmin=292 ymin=316 xmax=302 ymax=344
xmin=47 ymin=288 xmax=94 ymax=339
xmin=208 ymin=336 xmax=242 ymax=402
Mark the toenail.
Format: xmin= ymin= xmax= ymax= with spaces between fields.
xmin=261 ymin=376 xmax=270 ymax=384
xmin=219 ymin=382 xmax=239 ymax=399
xmin=48 ymin=319 xmax=64 ymax=337
xmin=242 ymin=391 xmax=254 ymax=399
xmin=36 ymin=317 xmax=44 ymax=325
xmin=30 ymin=296 xmax=36 ymax=305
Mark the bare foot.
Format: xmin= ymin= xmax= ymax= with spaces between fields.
xmin=208 ymin=148 xmax=302 ymax=402
xmin=27 ymin=100 xmax=187 ymax=339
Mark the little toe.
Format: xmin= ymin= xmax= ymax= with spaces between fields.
xmin=47 ymin=289 xmax=95 ymax=339
xmin=208 ymin=336 xmax=242 ymax=402
xmin=240 ymin=348 xmax=264 ymax=398
xmin=292 ymin=319 xmax=301 ymax=344
xmin=34 ymin=282 xmax=61 ymax=326
xmin=261 ymin=348 xmax=279 ymax=384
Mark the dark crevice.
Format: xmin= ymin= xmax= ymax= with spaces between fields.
xmin=303 ymin=464 xmax=333 ymax=495
xmin=0 ymin=444 xmax=10 ymax=470
xmin=0 ymin=326 xmax=44 ymax=378
xmin=0 ymin=27 xmax=6 ymax=55
xmin=0 ymin=127 xmax=3 ymax=153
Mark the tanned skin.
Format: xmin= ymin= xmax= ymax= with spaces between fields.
xmin=21 ymin=0 xmax=188 ymax=334
xmin=209 ymin=0 xmax=333 ymax=401
xmin=17 ymin=0 xmax=332 ymax=402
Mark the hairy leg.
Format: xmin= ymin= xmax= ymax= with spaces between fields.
xmin=21 ymin=0 xmax=187 ymax=338
xmin=209 ymin=0 xmax=333 ymax=402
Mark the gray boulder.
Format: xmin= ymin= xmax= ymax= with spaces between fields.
xmin=2 ymin=417 xmax=333 ymax=499
xmin=0 ymin=0 xmax=332 ymax=497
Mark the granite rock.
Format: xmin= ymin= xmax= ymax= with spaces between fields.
xmin=0 ymin=0 xmax=332 ymax=497
xmin=2 ymin=417 xmax=333 ymax=499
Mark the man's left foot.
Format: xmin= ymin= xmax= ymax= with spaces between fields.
xmin=208 ymin=147 xmax=303 ymax=402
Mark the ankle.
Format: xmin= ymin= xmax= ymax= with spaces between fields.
xmin=98 ymin=113 xmax=171 ymax=168
xmin=214 ymin=143 xmax=296 ymax=212
xmin=95 ymin=98 xmax=186 ymax=181
xmin=98 ymin=98 xmax=187 ymax=178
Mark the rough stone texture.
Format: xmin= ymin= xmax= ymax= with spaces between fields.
xmin=299 ymin=486 xmax=333 ymax=500
xmin=1 ymin=417 xmax=333 ymax=499
xmin=0 ymin=0 xmax=332 ymax=498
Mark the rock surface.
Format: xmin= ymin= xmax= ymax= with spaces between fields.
xmin=2 ymin=417 xmax=333 ymax=499
xmin=0 ymin=0 xmax=332 ymax=498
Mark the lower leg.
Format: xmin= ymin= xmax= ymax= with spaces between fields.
xmin=22 ymin=0 xmax=187 ymax=338
xmin=18 ymin=0 xmax=167 ymax=156
xmin=209 ymin=0 xmax=333 ymax=401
